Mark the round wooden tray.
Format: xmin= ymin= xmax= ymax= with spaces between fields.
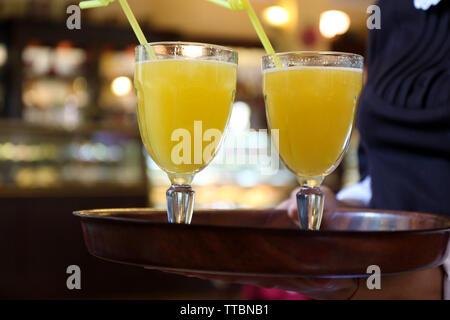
xmin=73 ymin=208 xmax=450 ymax=278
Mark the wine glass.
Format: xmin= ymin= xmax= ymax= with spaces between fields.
xmin=135 ymin=42 xmax=238 ymax=223
xmin=263 ymin=52 xmax=363 ymax=230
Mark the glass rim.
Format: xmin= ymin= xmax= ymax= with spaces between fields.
xmin=135 ymin=41 xmax=237 ymax=54
xmin=262 ymin=50 xmax=364 ymax=60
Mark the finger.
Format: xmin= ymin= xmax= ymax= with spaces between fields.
xmin=287 ymin=202 xmax=299 ymax=222
xmin=290 ymin=187 xmax=300 ymax=199
xmin=277 ymin=187 xmax=300 ymax=209
xmin=276 ymin=199 xmax=290 ymax=210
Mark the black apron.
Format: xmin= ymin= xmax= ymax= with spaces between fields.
xmin=357 ymin=0 xmax=450 ymax=215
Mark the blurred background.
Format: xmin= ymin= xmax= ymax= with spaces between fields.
xmin=0 ymin=0 xmax=371 ymax=299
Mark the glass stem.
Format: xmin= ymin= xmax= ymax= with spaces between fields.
xmin=166 ymin=184 xmax=195 ymax=224
xmin=296 ymin=186 xmax=324 ymax=230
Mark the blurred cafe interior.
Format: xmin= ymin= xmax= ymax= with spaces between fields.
xmin=0 ymin=0 xmax=372 ymax=299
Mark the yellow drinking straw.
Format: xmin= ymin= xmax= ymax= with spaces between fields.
xmin=79 ymin=0 xmax=156 ymax=59
xmin=206 ymin=0 xmax=277 ymax=56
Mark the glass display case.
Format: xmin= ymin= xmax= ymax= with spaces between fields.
xmin=0 ymin=20 xmax=171 ymax=198
xmin=0 ymin=120 xmax=146 ymax=195
xmin=21 ymin=41 xmax=89 ymax=128
xmin=20 ymin=42 xmax=138 ymax=128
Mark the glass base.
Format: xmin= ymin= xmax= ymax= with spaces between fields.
xmin=296 ymin=186 xmax=324 ymax=230
xmin=166 ymin=184 xmax=195 ymax=224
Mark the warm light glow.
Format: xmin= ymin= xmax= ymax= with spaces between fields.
xmin=182 ymin=46 xmax=203 ymax=58
xmin=111 ymin=76 xmax=132 ymax=96
xmin=319 ymin=10 xmax=351 ymax=38
xmin=0 ymin=45 xmax=7 ymax=67
xmin=263 ymin=6 xmax=289 ymax=26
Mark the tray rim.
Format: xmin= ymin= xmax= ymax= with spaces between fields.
xmin=73 ymin=207 xmax=450 ymax=235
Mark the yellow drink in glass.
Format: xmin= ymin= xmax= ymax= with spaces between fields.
xmin=264 ymin=66 xmax=363 ymax=178
xmin=134 ymin=42 xmax=238 ymax=224
xmin=262 ymin=52 xmax=363 ymax=230
xmin=135 ymin=59 xmax=237 ymax=179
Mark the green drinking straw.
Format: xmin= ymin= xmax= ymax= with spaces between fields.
xmin=206 ymin=0 xmax=278 ymax=59
xmin=79 ymin=0 xmax=156 ymax=60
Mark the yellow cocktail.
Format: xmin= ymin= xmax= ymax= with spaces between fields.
xmin=263 ymin=52 xmax=363 ymax=230
xmin=264 ymin=66 xmax=362 ymax=178
xmin=135 ymin=42 xmax=238 ymax=223
xmin=135 ymin=59 xmax=237 ymax=177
